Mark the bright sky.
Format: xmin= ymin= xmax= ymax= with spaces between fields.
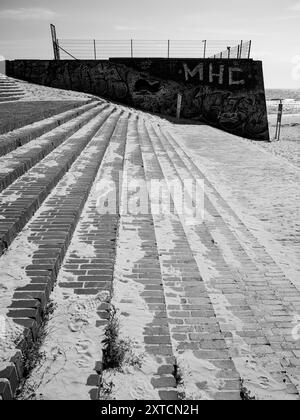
xmin=0 ymin=0 xmax=300 ymax=88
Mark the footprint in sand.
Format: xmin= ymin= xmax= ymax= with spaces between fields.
xmin=75 ymin=339 xmax=94 ymax=368
xmin=68 ymin=317 xmax=88 ymax=332
xmin=129 ymin=380 xmax=155 ymax=400
xmin=76 ymin=355 xmax=92 ymax=368
xmin=75 ymin=339 xmax=93 ymax=355
xmin=256 ymin=376 xmax=271 ymax=389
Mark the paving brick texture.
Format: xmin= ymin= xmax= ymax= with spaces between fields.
xmin=0 ymin=99 xmax=300 ymax=400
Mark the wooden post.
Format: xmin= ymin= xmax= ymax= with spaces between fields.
xmin=176 ymin=93 xmax=182 ymax=120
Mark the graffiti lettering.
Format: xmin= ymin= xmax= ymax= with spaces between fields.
xmin=183 ymin=63 xmax=245 ymax=86
xmin=199 ymin=90 xmax=268 ymax=138
xmin=229 ymin=67 xmax=245 ymax=85
xmin=183 ymin=63 xmax=204 ymax=82
xmin=209 ymin=64 xmax=225 ymax=85
xmin=92 ymin=63 xmax=129 ymax=100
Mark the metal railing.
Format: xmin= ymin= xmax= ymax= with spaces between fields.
xmin=55 ymin=38 xmax=252 ymax=60
xmin=209 ymin=40 xmax=252 ymax=59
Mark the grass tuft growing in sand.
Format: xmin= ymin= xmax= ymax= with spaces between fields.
xmin=102 ymin=305 xmax=143 ymax=371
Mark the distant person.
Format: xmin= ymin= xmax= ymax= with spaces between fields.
xmin=0 ymin=55 xmax=6 ymax=75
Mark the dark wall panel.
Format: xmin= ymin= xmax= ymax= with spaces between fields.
xmin=7 ymin=58 xmax=269 ymax=140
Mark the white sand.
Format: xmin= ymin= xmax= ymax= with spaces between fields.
xmin=10 ymin=76 xmax=95 ymax=102
xmin=0 ymin=227 xmax=38 ymax=370
xmin=0 ymin=74 xmax=96 ymax=103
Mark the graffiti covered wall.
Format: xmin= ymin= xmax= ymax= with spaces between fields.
xmin=6 ymin=58 xmax=269 ymax=140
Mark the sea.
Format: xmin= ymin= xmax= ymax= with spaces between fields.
xmin=266 ymin=89 xmax=300 ymax=115
xmin=266 ymin=89 xmax=300 ymax=101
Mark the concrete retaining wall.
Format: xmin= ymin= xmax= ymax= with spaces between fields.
xmin=7 ymin=58 xmax=269 ymax=140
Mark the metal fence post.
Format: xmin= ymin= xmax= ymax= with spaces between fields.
xmin=56 ymin=39 xmax=61 ymax=60
xmin=131 ymin=39 xmax=133 ymax=58
xmin=240 ymin=40 xmax=243 ymax=59
xmin=203 ymin=40 xmax=207 ymax=59
xmin=50 ymin=24 xmax=60 ymax=60
xmin=248 ymin=40 xmax=252 ymax=59
xmin=227 ymin=47 xmax=231 ymax=59
xmin=93 ymin=40 xmax=97 ymax=60
xmin=167 ymin=40 xmax=170 ymax=58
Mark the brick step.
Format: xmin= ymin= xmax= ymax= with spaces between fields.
xmin=0 ymin=97 xmax=23 ymax=101
xmin=0 ymin=87 xmax=21 ymax=90
xmin=0 ymin=86 xmax=22 ymax=90
xmin=163 ymin=128 xmax=300 ymax=291
xmin=0 ymin=110 xmax=126 ymax=399
xmin=0 ymin=82 xmax=21 ymax=85
xmin=161 ymin=125 xmax=300 ymax=300
xmin=0 ymin=86 xmax=25 ymax=95
xmin=0 ymin=94 xmax=24 ymax=99
xmin=144 ymin=120 xmax=300 ymax=398
xmin=0 ymin=96 xmax=22 ymax=102
xmin=103 ymin=115 xmax=178 ymax=400
xmin=0 ymin=101 xmax=97 ymax=157
xmin=0 ymin=89 xmax=23 ymax=92
xmin=0 ymin=92 xmax=24 ymax=97
xmin=0 ymin=103 xmax=108 ymax=193
xmin=136 ymin=118 xmax=241 ymax=400
xmin=0 ymin=83 xmax=22 ymax=86
xmin=13 ymin=114 xmax=131 ymax=400
xmin=0 ymin=106 xmax=118 ymax=256
xmin=0 ymin=80 xmax=20 ymax=83
xmin=54 ymin=114 xmax=128 ymax=297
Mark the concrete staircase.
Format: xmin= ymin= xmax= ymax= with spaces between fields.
xmin=0 ymin=100 xmax=299 ymax=400
xmin=0 ymin=75 xmax=25 ymax=102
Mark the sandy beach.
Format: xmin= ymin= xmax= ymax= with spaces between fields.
xmin=250 ymin=99 xmax=300 ymax=169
